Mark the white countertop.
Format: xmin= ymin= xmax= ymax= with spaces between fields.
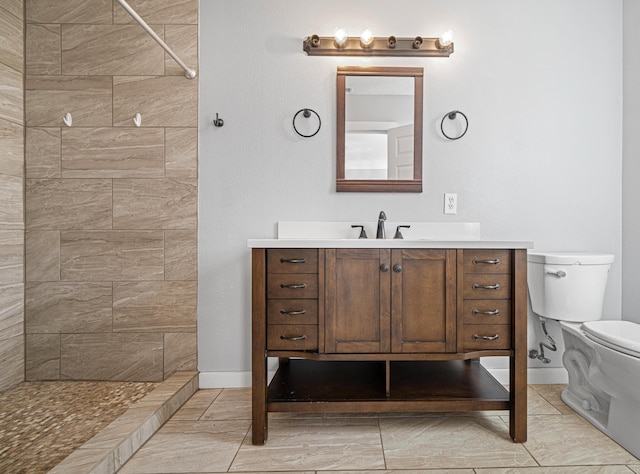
xmin=247 ymin=239 xmax=534 ymax=249
xmin=248 ymin=222 xmax=533 ymax=249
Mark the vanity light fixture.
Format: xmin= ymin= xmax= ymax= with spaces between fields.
xmin=360 ymin=29 xmax=374 ymax=48
xmin=334 ymin=28 xmax=348 ymax=48
xmin=303 ymin=30 xmax=454 ymax=57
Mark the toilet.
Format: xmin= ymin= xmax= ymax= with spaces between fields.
xmin=528 ymin=251 xmax=640 ymax=458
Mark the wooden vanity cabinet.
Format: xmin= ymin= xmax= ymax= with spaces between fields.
xmin=325 ymin=248 xmax=456 ymax=353
xmin=252 ymin=246 xmax=528 ymax=446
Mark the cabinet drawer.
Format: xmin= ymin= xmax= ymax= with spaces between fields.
xmin=462 ymin=324 xmax=511 ymax=350
xmin=267 ymin=249 xmax=318 ymax=273
xmin=267 ymin=274 xmax=318 ymax=298
xmin=462 ymin=274 xmax=511 ymax=299
xmin=267 ymin=325 xmax=318 ymax=350
xmin=462 ymin=250 xmax=511 ymax=274
xmin=462 ymin=300 xmax=511 ymax=325
xmin=267 ymin=299 xmax=318 ymax=325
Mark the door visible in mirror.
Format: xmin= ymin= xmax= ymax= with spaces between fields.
xmin=337 ymin=66 xmax=423 ymax=192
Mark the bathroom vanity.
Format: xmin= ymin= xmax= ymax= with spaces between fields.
xmin=249 ymin=232 xmax=531 ymax=445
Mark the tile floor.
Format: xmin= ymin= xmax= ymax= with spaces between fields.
xmin=119 ymin=385 xmax=640 ymax=473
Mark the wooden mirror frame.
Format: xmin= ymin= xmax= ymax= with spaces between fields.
xmin=336 ymin=66 xmax=423 ymax=193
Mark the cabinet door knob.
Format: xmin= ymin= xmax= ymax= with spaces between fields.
xmin=393 ymin=264 xmax=402 ymax=273
xmin=380 ymin=264 xmax=389 ymax=272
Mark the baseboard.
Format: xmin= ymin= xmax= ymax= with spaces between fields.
xmin=198 ymin=366 xmax=568 ymax=389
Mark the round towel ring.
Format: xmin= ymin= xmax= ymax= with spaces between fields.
xmin=293 ymin=108 xmax=321 ymax=138
xmin=440 ymin=110 xmax=468 ymax=140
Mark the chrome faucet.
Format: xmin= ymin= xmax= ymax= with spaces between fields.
xmin=376 ymin=211 xmax=387 ymax=239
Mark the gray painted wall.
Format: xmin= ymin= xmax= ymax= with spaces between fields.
xmin=198 ymin=0 xmax=623 ymax=383
xmin=623 ymin=0 xmax=640 ymax=325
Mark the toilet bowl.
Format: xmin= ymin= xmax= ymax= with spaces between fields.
xmin=528 ymin=251 xmax=640 ymax=458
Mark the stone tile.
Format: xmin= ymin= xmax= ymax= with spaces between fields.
xmin=164 ymin=230 xmax=197 ymax=280
xmin=61 ymin=333 xmax=164 ymax=381
xmin=61 ymin=127 xmax=164 ymax=178
xmin=62 ymin=25 xmax=164 ymax=76
xmin=25 ymin=75 xmax=112 ymax=127
xmin=47 ymin=447 xmax=114 ymax=474
xmin=113 ymin=179 xmax=197 ymax=229
xmin=629 ymin=466 xmax=640 ymax=473
xmin=0 ymin=6 xmax=23 ymax=73
xmin=164 ymin=332 xmax=197 ymax=377
xmin=0 ymin=230 xmax=23 ymax=283
xmin=0 ymin=333 xmax=24 ymax=391
xmin=164 ymin=25 xmax=198 ymax=77
xmin=476 ymin=467 xmax=636 ymax=474
xmin=25 ymin=333 xmax=60 ymax=380
xmin=25 ymin=230 xmax=60 ymax=281
xmin=379 ymin=416 xmax=536 ymax=470
xmin=113 ymin=0 xmax=198 ymax=25
xmin=25 ymin=282 xmax=113 ymax=333
xmin=0 ymin=64 xmax=23 ymax=125
xmin=60 ymin=230 xmax=164 ymax=281
xmin=26 ymin=127 xmax=61 ymax=178
xmin=171 ymin=389 xmax=221 ymax=421
xmin=231 ymin=418 xmax=385 ymax=471
xmin=0 ymin=283 xmax=23 ymax=340
xmin=527 ymin=385 xmax=562 ymax=415
xmin=26 ymin=0 xmax=111 ymax=24
xmin=0 ymin=120 xmax=24 ymax=177
xmin=26 ymin=178 xmax=113 ymax=229
xmin=119 ymin=420 xmax=250 ymax=473
xmin=165 ymin=128 xmax=197 ymax=179
xmin=523 ymin=414 xmax=639 ymax=465
xmin=26 ymin=24 xmax=61 ymax=75
xmin=113 ymin=76 xmax=197 ymax=127
xmin=530 ymin=384 xmax=575 ymax=415
xmin=113 ymin=281 xmax=196 ymax=332
xmin=0 ymin=175 xmax=23 ymax=230
xmin=2 ymin=0 xmax=23 ymax=20
xmin=201 ymin=388 xmax=251 ymax=421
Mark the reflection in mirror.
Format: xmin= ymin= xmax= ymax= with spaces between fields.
xmin=345 ymin=76 xmax=414 ymax=180
xmin=337 ymin=66 xmax=423 ymax=192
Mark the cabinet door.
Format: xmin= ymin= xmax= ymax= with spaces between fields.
xmin=391 ymin=249 xmax=456 ymax=353
xmin=325 ymin=248 xmax=391 ymax=353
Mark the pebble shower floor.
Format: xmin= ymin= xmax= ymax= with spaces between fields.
xmin=0 ymin=381 xmax=157 ymax=474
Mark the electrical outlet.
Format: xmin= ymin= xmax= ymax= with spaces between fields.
xmin=444 ymin=193 xmax=457 ymax=214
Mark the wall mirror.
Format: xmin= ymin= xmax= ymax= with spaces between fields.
xmin=337 ymin=66 xmax=423 ymax=192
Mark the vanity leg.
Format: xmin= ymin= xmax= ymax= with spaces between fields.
xmin=252 ymin=249 xmax=268 ymax=445
xmin=510 ymin=249 xmax=528 ymax=442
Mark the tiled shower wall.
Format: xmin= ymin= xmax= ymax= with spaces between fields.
xmin=24 ymin=0 xmax=198 ymax=381
xmin=0 ymin=0 xmax=25 ymax=392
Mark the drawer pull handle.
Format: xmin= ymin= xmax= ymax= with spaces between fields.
xmin=280 ymin=258 xmax=306 ymax=264
xmin=472 ymin=309 xmax=500 ymax=315
xmin=280 ymin=334 xmax=307 ymax=341
xmin=280 ymin=283 xmax=307 ymax=289
xmin=473 ymin=258 xmax=501 ymax=265
xmin=473 ymin=334 xmax=500 ymax=341
xmin=279 ymin=309 xmax=307 ymax=315
xmin=472 ymin=283 xmax=500 ymax=290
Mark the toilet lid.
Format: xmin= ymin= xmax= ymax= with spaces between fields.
xmin=582 ymin=320 xmax=640 ymax=357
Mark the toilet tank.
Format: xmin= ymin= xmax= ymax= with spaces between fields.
xmin=527 ymin=252 xmax=614 ymax=322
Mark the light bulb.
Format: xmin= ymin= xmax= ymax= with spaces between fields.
xmin=334 ymin=28 xmax=348 ymax=48
xmin=438 ymin=29 xmax=454 ymax=48
xmin=360 ymin=29 xmax=374 ymax=48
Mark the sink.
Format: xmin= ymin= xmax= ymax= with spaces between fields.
xmin=277 ymin=221 xmax=481 ymax=241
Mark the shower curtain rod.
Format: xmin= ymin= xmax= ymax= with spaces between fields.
xmin=116 ymin=0 xmax=196 ymax=79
